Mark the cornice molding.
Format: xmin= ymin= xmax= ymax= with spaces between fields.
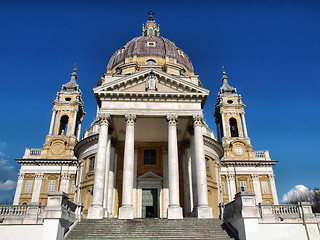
xmin=221 ymin=160 xmax=277 ymax=167
xmin=16 ymin=158 xmax=77 ymax=166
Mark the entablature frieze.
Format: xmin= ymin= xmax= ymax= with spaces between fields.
xmin=220 ymin=160 xmax=278 ymax=168
xmin=16 ymin=158 xmax=78 ymax=166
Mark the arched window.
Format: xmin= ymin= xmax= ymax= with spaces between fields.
xmin=229 ymin=118 xmax=239 ymax=137
xmin=146 ymin=59 xmax=156 ymax=65
xmin=148 ymin=28 xmax=153 ymax=36
xmin=59 ymin=115 xmax=69 ymax=135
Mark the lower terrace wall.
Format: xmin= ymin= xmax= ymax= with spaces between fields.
xmin=222 ymin=192 xmax=320 ymax=240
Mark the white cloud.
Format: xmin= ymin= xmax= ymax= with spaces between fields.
xmin=0 ymin=159 xmax=14 ymax=170
xmin=0 ymin=180 xmax=16 ymax=190
xmin=281 ymin=185 xmax=312 ymax=203
xmin=0 ymin=152 xmax=4 ymax=157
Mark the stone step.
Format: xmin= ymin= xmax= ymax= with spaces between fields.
xmin=66 ymin=218 xmax=236 ymax=240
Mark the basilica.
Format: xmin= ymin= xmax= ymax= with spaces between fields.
xmin=12 ymin=13 xmax=279 ymax=221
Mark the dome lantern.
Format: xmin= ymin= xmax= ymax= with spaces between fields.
xmin=142 ymin=11 xmax=160 ymax=37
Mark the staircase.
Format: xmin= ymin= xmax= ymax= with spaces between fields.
xmin=66 ymin=218 xmax=237 ymax=240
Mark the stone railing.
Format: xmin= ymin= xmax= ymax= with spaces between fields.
xmin=221 ymin=192 xmax=320 ymax=240
xmin=0 ymin=203 xmax=45 ymax=224
xmin=83 ymin=123 xmax=100 ymax=139
xmin=202 ymin=123 xmax=217 ymax=140
xmin=0 ymin=205 xmax=29 ymax=215
xmin=258 ymin=203 xmax=302 ymax=219
xmin=23 ymin=148 xmax=42 ymax=159
xmin=254 ymin=150 xmax=271 ymax=160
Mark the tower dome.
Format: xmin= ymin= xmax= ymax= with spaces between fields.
xmin=106 ymin=13 xmax=194 ymax=76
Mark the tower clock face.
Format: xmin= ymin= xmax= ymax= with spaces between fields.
xmin=234 ymin=146 xmax=244 ymax=156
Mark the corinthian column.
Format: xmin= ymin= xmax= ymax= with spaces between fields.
xmin=119 ymin=114 xmax=136 ymax=219
xmin=88 ymin=113 xmax=110 ymax=219
xmin=166 ymin=114 xmax=183 ymax=219
xmin=192 ymin=114 xmax=212 ymax=218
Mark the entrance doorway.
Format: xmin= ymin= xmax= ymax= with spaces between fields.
xmin=142 ymin=188 xmax=158 ymax=218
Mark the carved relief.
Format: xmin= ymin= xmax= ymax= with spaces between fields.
xmin=145 ymin=72 xmax=158 ymax=91
xmin=99 ymin=113 xmax=110 ymax=125
xmin=226 ymin=174 xmax=235 ymax=181
xmin=166 ymin=114 xmax=178 ymax=126
xmin=35 ymin=173 xmax=44 ymax=179
xmin=125 ymin=114 xmax=136 ymax=126
xmin=192 ymin=114 xmax=203 ymax=127
xmin=51 ymin=140 xmax=66 ymax=155
xmin=251 ymin=174 xmax=259 ymax=181
xmin=18 ymin=173 xmax=25 ymax=180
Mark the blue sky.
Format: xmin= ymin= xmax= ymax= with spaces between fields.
xmin=0 ymin=0 xmax=319 ymax=202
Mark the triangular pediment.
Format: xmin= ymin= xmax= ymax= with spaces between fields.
xmin=137 ymin=171 xmax=163 ymax=180
xmin=94 ymin=69 xmax=209 ymax=95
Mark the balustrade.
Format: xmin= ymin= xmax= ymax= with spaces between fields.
xmin=254 ymin=150 xmax=270 ymax=160
xmin=23 ymin=148 xmax=42 ymax=159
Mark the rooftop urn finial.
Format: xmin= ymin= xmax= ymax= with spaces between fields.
xmin=142 ymin=11 xmax=160 ymax=37
xmin=219 ymin=66 xmax=237 ymax=95
xmin=62 ymin=63 xmax=79 ymax=92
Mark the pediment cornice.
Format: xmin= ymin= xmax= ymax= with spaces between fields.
xmin=94 ymin=69 xmax=209 ymax=95
xmin=94 ymin=69 xmax=209 ymax=106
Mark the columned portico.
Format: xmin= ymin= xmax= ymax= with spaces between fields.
xmin=166 ymin=114 xmax=183 ymax=219
xmin=192 ymin=114 xmax=213 ymax=218
xmin=119 ymin=114 xmax=136 ymax=219
xmin=88 ymin=113 xmax=110 ymax=219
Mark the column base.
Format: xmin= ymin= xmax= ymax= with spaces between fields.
xmin=118 ymin=205 xmax=134 ymax=219
xmin=87 ymin=205 xmax=104 ymax=219
xmin=104 ymin=209 xmax=112 ymax=218
xmin=167 ymin=205 xmax=183 ymax=219
xmin=192 ymin=205 xmax=213 ymax=218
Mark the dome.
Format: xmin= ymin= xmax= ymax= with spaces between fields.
xmin=106 ymin=14 xmax=194 ymax=74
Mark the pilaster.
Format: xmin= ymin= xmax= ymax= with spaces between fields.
xmin=31 ymin=173 xmax=44 ymax=203
xmin=13 ymin=173 xmax=25 ymax=205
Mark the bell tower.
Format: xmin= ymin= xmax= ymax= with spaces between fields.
xmin=214 ymin=69 xmax=255 ymax=160
xmin=41 ymin=65 xmax=85 ymax=159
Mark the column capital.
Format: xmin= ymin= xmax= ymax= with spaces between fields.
xmin=125 ymin=114 xmax=136 ymax=126
xmin=251 ymin=174 xmax=259 ymax=181
xmin=18 ymin=173 xmax=25 ymax=180
xmin=268 ymin=174 xmax=275 ymax=180
xmin=166 ymin=114 xmax=178 ymax=126
xmin=99 ymin=113 xmax=110 ymax=125
xmin=192 ymin=114 xmax=204 ymax=127
xmin=35 ymin=173 xmax=44 ymax=180
xmin=61 ymin=172 xmax=71 ymax=180
xmin=226 ymin=174 xmax=235 ymax=181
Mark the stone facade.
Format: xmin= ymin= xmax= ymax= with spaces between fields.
xmin=12 ymin=15 xmax=278 ymax=221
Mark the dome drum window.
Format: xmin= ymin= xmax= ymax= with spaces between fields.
xmin=147 ymin=41 xmax=156 ymax=47
xmin=146 ymin=59 xmax=156 ymax=66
